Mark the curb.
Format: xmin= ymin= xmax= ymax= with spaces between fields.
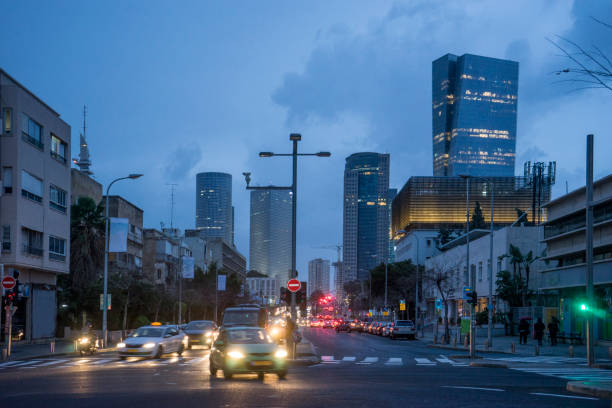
xmin=288 ymin=357 xmax=319 ymax=367
xmin=426 ymin=344 xmax=514 ymax=355
xmin=567 ymin=381 xmax=612 ymax=399
xmin=3 ymin=348 xmax=116 ymax=361
xmin=450 ymin=355 xmax=482 ymax=360
xmin=469 ymin=361 xmax=508 ymax=368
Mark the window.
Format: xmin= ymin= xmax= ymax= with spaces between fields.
xmin=478 ymin=262 xmax=483 ymax=281
xmin=426 ymin=239 xmax=431 ymax=247
xmin=50 ymin=134 xmax=67 ymax=164
xmin=21 ymin=114 xmax=43 ymax=150
xmin=50 ymin=185 xmax=67 ymax=213
xmin=49 ymin=236 xmax=66 ymax=261
xmin=2 ymin=167 xmax=12 ymax=194
xmin=497 ymin=259 xmax=502 ymax=273
xmin=2 ymin=225 xmax=10 ymax=252
xmin=22 ymin=227 xmax=43 ymax=256
xmin=3 ymin=108 xmax=12 ymax=133
xmin=21 ymin=171 xmax=43 ymax=203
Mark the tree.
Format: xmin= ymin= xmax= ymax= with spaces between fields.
xmin=343 ymin=280 xmax=365 ymax=313
xmin=551 ymin=17 xmax=612 ymax=94
xmin=501 ymin=244 xmax=539 ymax=306
xmin=69 ymin=197 xmax=105 ymax=291
xmin=425 ymin=257 xmax=464 ymax=344
xmin=436 ymin=228 xmax=457 ymax=248
xmin=470 ymin=201 xmax=486 ymax=230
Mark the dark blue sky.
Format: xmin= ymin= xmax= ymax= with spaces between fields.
xmin=2 ymin=1 xmax=611 ymax=281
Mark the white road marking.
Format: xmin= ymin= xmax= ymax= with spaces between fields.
xmin=90 ymin=359 xmax=114 ymax=365
xmin=29 ymin=359 xmax=69 ymax=367
xmin=530 ymin=392 xmax=598 ymax=400
xmin=385 ymin=358 xmax=402 ymax=365
xmin=185 ymin=357 xmax=206 ymax=365
xmin=415 ymin=358 xmax=435 ymax=365
xmin=321 ymin=356 xmax=339 ymax=364
xmin=10 ymin=360 xmax=42 ymax=367
xmin=0 ymin=361 xmax=25 ymax=367
xmin=442 ymin=386 xmax=504 ymax=392
xmin=342 ymin=356 xmax=356 ymax=362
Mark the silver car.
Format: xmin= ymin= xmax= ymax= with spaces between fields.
xmin=389 ymin=320 xmax=416 ymax=340
xmin=117 ymin=325 xmax=188 ymax=359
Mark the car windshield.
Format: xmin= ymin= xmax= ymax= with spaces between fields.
xmin=227 ymin=329 xmax=272 ymax=344
xmin=131 ymin=328 xmax=164 ymax=338
xmin=396 ymin=321 xmax=414 ymax=327
xmin=186 ymin=321 xmax=213 ymax=330
xmin=223 ymin=310 xmax=259 ymax=325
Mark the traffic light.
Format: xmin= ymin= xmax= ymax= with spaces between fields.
xmin=5 ymin=290 xmax=16 ymax=304
xmin=466 ymin=290 xmax=478 ymax=306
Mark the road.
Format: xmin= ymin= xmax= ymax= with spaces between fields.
xmin=0 ymin=328 xmax=607 ymax=407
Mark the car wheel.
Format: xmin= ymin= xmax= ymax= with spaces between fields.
xmin=223 ymin=369 xmax=233 ymax=380
xmin=178 ymin=344 xmax=185 ymax=356
xmin=154 ymin=346 xmax=163 ymax=359
xmin=257 ymin=373 xmax=264 ymax=380
xmin=276 ymin=369 xmax=287 ymax=379
xmin=209 ymin=360 xmax=217 ymax=376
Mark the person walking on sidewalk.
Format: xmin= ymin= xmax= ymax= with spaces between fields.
xmin=548 ymin=318 xmax=559 ymax=346
xmin=518 ymin=318 xmax=530 ymax=345
xmin=534 ymin=318 xmax=545 ymax=346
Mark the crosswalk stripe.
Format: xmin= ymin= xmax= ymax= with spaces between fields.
xmin=415 ymin=358 xmax=435 ymax=365
xmin=32 ymin=359 xmax=69 ymax=367
xmin=321 ymin=356 xmax=339 ymax=364
xmin=385 ymin=358 xmax=402 ymax=365
xmin=0 ymin=360 xmax=25 ymax=367
xmin=90 ymin=359 xmax=114 ymax=365
xmin=10 ymin=360 xmax=42 ymax=367
xmin=184 ymin=357 xmax=206 ymax=365
xmin=63 ymin=359 xmax=91 ymax=366
xmin=342 ymin=356 xmax=356 ymax=362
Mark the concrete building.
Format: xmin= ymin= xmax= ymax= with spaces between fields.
xmin=423 ymin=226 xmax=542 ymax=324
xmin=183 ymin=230 xmax=207 ymax=273
xmin=0 ymin=69 xmax=71 ymax=340
xmin=104 ymin=196 xmax=144 ymax=276
xmin=308 ymin=258 xmax=330 ymax=297
xmin=206 ymin=237 xmax=246 ymax=280
xmin=333 ymin=261 xmax=343 ymax=299
xmin=195 ymin=172 xmax=234 ymax=245
xmin=393 ymin=230 xmax=440 ymax=266
xmin=540 ymin=174 xmax=612 ymax=341
xmin=246 ymin=276 xmax=280 ymax=306
xmin=249 ymin=189 xmax=292 ymax=284
xmin=143 ymin=229 xmax=179 ymax=286
xmin=70 ymin=168 xmax=102 ymax=205
xmin=343 ymin=152 xmax=391 ymax=286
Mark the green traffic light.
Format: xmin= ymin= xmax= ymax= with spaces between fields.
xmin=580 ymin=304 xmax=587 ymax=311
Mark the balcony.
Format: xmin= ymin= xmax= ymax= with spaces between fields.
xmin=49 ymin=252 xmax=66 ymax=262
xmin=23 ymin=244 xmax=43 ymax=257
xmin=128 ymin=231 xmax=143 ymax=244
xmin=22 ymin=132 xmax=44 ymax=150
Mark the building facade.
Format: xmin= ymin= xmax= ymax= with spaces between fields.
xmin=540 ymin=174 xmax=612 ymax=341
xmin=0 ymin=69 xmax=71 ymax=340
xmin=205 ymin=237 xmax=247 ymax=280
xmin=143 ymin=229 xmax=179 ymax=286
xmin=343 ymin=153 xmax=391 ymax=285
xmin=308 ymin=258 xmax=330 ymax=297
xmin=249 ymin=189 xmax=292 ymax=284
xmin=104 ymin=196 xmax=144 ymax=276
xmin=70 ymin=168 xmax=102 ymax=205
xmin=195 ymin=172 xmax=233 ymax=245
xmin=333 ymin=261 xmax=343 ymax=299
xmin=393 ymin=230 xmax=441 ymax=266
xmin=432 ymin=53 xmax=518 ymax=177
xmin=246 ymin=276 xmax=280 ymax=306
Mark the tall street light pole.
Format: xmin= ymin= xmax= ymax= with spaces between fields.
xmin=245 ymin=134 xmax=330 ymax=322
xmin=103 ymin=173 xmax=143 ymax=347
xmin=586 ymin=134 xmax=595 ymax=367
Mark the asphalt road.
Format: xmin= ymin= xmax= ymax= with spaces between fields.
xmin=0 ymin=328 xmax=607 ymax=407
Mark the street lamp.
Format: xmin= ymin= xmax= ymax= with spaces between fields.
xmin=460 ymin=174 xmax=495 ymax=356
xmin=245 ymin=133 xmax=330 ymax=322
xmin=102 ymin=173 xmax=143 ymax=347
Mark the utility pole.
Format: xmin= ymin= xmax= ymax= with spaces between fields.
xmin=585 ymin=134 xmax=595 ymax=367
xmin=488 ymin=181 xmax=494 ymax=349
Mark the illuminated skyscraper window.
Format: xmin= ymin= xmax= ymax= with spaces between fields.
xmin=433 ymin=53 xmax=518 ymax=177
xmin=195 ymin=172 xmax=233 ymax=244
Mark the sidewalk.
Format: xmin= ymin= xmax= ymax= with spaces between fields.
xmin=2 ymin=339 xmax=116 ymax=361
xmin=421 ymin=329 xmax=612 ymax=360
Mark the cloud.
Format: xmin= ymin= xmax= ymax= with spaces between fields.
xmin=165 ymin=144 xmax=202 ymax=181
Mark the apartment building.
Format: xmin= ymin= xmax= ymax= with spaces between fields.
xmin=0 ymin=69 xmax=71 ymax=340
xmin=104 ymin=195 xmax=144 ymax=276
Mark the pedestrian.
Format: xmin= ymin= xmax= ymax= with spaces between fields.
xmin=285 ymin=317 xmax=296 ymax=358
xmin=518 ymin=318 xmax=529 ymax=345
xmin=534 ymin=318 xmax=545 ymax=346
xmin=548 ymin=317 xmax=559 ymax=346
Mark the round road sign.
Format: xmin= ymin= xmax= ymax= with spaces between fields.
xmin=287 ymin=279 xmax=301 ymax=293
xmin=2 ymin=276 xmax=16 ymax=290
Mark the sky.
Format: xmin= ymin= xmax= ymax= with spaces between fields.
xmin=2 ymin=0 xmax=612 ymax=283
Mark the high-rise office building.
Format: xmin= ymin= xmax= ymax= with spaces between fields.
xmin=343 ymin=153 xmax=391 ymax=284
xmin=308 ymin=258 xmax=330 ymax=297
xmin=195 ymin=172 xmax=233 ymax=244
xmin=249 ymin=189 xmax=292 ymax=284
xmin=433 ymin=53 xmax=518 ymax=177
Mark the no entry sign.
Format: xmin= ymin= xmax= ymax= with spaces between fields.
xmin=287 ymin=279 xmax=301 ymax=293
xmin=2 ymin=276 xmax=16 ymax=290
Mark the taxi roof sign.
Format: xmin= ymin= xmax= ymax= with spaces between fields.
xmin=151 ymin=322 xmax=162 ymax=326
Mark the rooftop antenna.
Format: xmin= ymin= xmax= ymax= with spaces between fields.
xmin=72 ymin=105 xmax=93 ymax=175
xmin=166 ymin=183 xmax=178 ymax=229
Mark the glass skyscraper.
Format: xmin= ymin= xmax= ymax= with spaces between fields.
xmin=433 ymin=53 xmax=518 ymax=177
xmin=195 ymin=172 xmax=233 ymax=244
xmin=343 ymin=153 xmax=390 ymax=284
xmin=249 ymin=189 xmax=292 ymax=285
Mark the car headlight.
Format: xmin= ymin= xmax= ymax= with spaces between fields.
xmin=227 ymin=350 xmax=245 ymax=359
xmin=143 ymin=343 xmax=156 ymax=349
xmin=205 ymin=331 xmax=213 ymax=337
xmin=79 ymin=337 xmax=90 ymax=344
xmin=117 ymin=342 xmax=126 ymax=348
xmin=274 ymin=349 xmax=288 ymax=358
xmin=270 ymin=327 xmax=279 ymax=337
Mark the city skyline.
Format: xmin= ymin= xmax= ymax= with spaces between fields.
xmin=3 ymin=1 xmax=611 ymax=282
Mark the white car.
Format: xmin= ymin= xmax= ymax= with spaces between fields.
xmin=117 ymin=325 xmax=188 ymax=359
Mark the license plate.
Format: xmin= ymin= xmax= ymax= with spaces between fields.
xmin=191 ymin=339 xmax=200 ymax=343
xmin=251 ymin=361 xmax=272 ymax=366
xmin=127 ymin=348 xmax=139 ymax=352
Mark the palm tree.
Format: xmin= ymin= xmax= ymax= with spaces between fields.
xmin=70 ymin=197 xmax=105 ymax=291
xmin=502 ymin=245 xmax=539 ymax=306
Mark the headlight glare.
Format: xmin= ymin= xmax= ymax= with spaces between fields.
xmin=143 ymin=342 xmax=156 ymax=349
xmin=79 ymin=337 xmax=90 ymax=344
xmin=275 ymin=349 xmax=288 ymax=358
xmin=227 ymin=350 xmax=245 ymax=359
xmin=117 ymin=342 xmax=126 ymax=348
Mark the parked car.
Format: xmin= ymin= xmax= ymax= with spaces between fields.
xmin=381 ymin=322 xmax=393 ymax=337
xmin=390 ymin=320 xmax=416 ymax=340
xmin=335 ymin=322 xmax=351 ymax=333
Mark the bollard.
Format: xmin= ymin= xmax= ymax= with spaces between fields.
xmin=452 ymin=337 xmax=457 ymax=347
xmin=50 ymin=340 xmax=55 ymax=353
xmin=1 ymin=348 xmax=7 ymax=361
xmin=511 ymin=342 xmax=515 ymax=353
xmin=433 ymin=334 xmax=437 ymax=344
xmin=535 ymin=345 xmax=540 ymax=356
xmin=569 ymin=345 xmax=574 ymax=358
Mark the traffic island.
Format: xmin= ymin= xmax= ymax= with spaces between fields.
xmin=567 ymin=381 xmax=612 ymax=404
